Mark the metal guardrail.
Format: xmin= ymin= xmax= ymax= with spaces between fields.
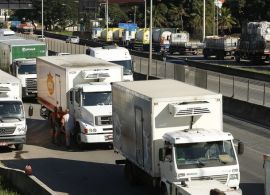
xmin=132 ymin=55 xmax=270 ymax=108
xmin=17 ymin=32 xmax=270 ymax=108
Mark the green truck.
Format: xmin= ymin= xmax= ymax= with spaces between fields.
xmin=0 ymin=39 xmax=47 ymax=97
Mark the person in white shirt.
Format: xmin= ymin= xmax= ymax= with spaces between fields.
xmin=61 ymin=109 xmax=75 ymax=149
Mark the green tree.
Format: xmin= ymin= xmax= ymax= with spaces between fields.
xmin=219 ymin=7 xmax=237 ymax=34
xmin=152 ymin=3 xmax=168 ymax=27
xmin=169 ymin=3 xmax=187 ymax=30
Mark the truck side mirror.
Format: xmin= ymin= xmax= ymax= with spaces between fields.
xmin=159 ymin=148 xmax=164 ymax=161
xmin=28 ymin=105 xmax=33 ymax=117
xmin=238 ymin=141 xmax=244 ymax=155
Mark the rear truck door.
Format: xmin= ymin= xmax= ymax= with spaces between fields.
xmin=55 ymin=74 xmax=61 ymax=108
xmin=135 ymin=107 xmax=144 ymax=167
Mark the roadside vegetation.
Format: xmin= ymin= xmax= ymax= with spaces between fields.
xmin=9 ymin=0 xmax=270 ymax=39
xmin=0 ymin=176 xmax=20 ymax=195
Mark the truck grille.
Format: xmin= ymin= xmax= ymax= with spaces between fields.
xmin=95 ymin=116 xmax=112 ymax=126
xmin=26 ymin=78 xmax=37 ymax=92
xmin=192 ymin=174 xmax=228 ymax=184
xmin=0 ymin=127 xmax=16 ymax=135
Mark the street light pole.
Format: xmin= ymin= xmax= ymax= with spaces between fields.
xmin=203 ymin=0 xmax=205 ymax=41
xmin=106 ymin=0 xmax=108 ymax=42
xmin=42 ymin=0 xmax=44 ymax=38
xmin=147 ymin=0 xmax=152 ymax=80
xmin=144 ymin=0 xmax=147 ymax=28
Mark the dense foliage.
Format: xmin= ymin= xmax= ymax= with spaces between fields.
xmin=10 ymin=0 xmax=270 ymax=38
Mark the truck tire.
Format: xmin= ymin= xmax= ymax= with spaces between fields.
xmin=15 ymin=144 xmax=23 ymax=151
xmin=74 ymin=123 xmax=84 ymax=149
xmin=160 ymin=184 xmax=168 ymax=195
xmin=235 ymin=54 xmax=241 ymax=63
xmin=124 ymin=162 xmax=139 ymax=185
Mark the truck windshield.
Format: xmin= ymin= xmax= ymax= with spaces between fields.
xmin=18 ymin=64 xmax=36 ymax=74
xmin=0 ymin=101 xmax=24 ymax=120
xmin=82 ymin=92 xmax=112 ymax=106
xmin=109 ymin=60 xmax=133 ymax=75
xmin=175 ymin=140 xmax=236 ymax=169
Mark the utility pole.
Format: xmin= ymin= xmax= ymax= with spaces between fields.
xmin=147 ymin=0 xmax=152 ymax=80
xmin=42 ymin=0 xmax=44 ymax=38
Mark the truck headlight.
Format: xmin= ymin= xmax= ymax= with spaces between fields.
xmin=18 ymin=126 xmax=26 ymax=132
xmin=229 ymin=174 xmax=238 ymax=180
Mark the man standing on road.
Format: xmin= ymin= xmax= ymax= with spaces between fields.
xmin=61 ymin=109 xmax=75 ymax=149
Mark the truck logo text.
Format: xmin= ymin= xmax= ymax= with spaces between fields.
xmin=22 ymin=48 xmax=36 ymax=52
xmin=47 ymin=73 xmax=54 ymax=95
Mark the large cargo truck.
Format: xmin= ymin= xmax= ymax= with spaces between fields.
xmin=203 ymin=36 xmax=239 ymax=60
xmin=169 ymin=32 xmax=204 ymax=55
xmin=86 ymin=45 xmax=134 ymax=81
xmin=0 ymin=39 xmax=47 ymax=97
xmin=100 ymin=28 xmax=113 ymax=42
xmin=37 ymin=54 xmax=123 ymax=146
xmin=129 ymin=28 xmax=149 ymax=51
xmin=235 ymin=21 xmax=270 ymax=63
xmin=113 ymin=79 xmax=243 ymax=195
xmin=152 ymin=28 xmax=177 ymax=52
xmin=0 ymin=70 xmax=26 ymax=150
xmin=264 ymin=154 xmax=270 ymax=195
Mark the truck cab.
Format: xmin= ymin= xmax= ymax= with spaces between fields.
xmin=86 ymin=45 xmax=134 ymax=81
xmin=159 ymin=129 xmax=243 ymax=195
xmin=68 ymin=82 xmax=113 ymax=144
xmin=10 ymin=58 xmax=37 ymax=98
xmin=0 ymin=79 xmax=26 ymax=151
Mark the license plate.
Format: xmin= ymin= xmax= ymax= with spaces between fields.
xmin=0 ymin=142 xmax=7 ymax=146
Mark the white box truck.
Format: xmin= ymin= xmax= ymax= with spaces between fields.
xmin=0 ymin=70 xmax=26 ymax=150
xmin=86 ymin=45 xmax=134 ymax=81
xmin=0 ymin=39 xmax=47 ymax=97
xmin=113 ymin=79 xmax=243 ymax=195
xmin=37 ymin=54 xmax=123 ymax=146
xmin=264 ymin=154 xmax=270 ymax=195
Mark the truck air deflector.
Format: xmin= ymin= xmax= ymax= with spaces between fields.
xmin=168 ymin=101 xmax=210 ymax=117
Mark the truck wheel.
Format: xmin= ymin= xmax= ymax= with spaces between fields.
xmin=160 ymin=184 xmax=168 ymax=195
xmin=235 ymin=54 xmax=240 ymax=63
xmin=124 ymin=162 xmax=138 ymax=185
xmin=15 ymin=144 xmax=23 ymax=151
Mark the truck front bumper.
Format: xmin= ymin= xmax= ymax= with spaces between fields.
xmin=0 ymin=135 xmax=26 ymax=146
xmin=80 ymin=133 xmax=113 ymax=143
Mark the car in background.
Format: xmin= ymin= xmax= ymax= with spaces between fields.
xmin=56 ymin=52 xmax=71 ymax=56
xmin=36 ymin=35 xmax=46 ymax=41
xmin=66 ymin=36 xmax=80 ymax=44
xmin=0 ymin=29 xmax=15 ymax=36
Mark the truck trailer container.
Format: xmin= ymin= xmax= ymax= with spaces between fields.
xmin=113 ymin=79 xmax=243 ymax=195
xmin=37 ymin=54 xmax=123 ymax=146
xmin=0 ymin=69 xmax=26 ymax=150
xmin=203 ymin=36 xmax=239 ymax=60
xmin=169 ymin=32 xmax=204 ymax=55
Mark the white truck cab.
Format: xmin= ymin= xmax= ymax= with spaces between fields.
xmin=11 ymin=58 xmax=37 ymax=98
xmin=0 ymin=70 xmax=26 ymax=150
xmin=86 ymin=45 xmax=134 ymax=81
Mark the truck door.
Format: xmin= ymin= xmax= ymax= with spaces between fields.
xmin=135 ymin=107 xmax=144 ymax=167
xmin=55 ymin=74 xmax=61 ymax=108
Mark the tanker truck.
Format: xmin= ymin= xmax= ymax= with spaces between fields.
xmin=37 ymin=54 xmax=123 ymax=146
xmin=129 ymin=28 xmax=149 ymax=51
xmin=152 ymin=28 xmax=177 ymax=53
xmin=234 ymin=21 xmax=270 ymax=63
xmin=169 ymin=32 xmax=204 ymax=55
xmin=203 ymin=36 xmax=239 ymax=60
xmin=113 ymin=79 xmax=243 ymax=195
xmin=100 ymin=28 xmax=113 ymax=42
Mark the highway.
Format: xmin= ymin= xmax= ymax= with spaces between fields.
xmin=0 ymin=102 xmax=267 ymax=195
xmin=3 ymin=33 xmax=267 ymax=194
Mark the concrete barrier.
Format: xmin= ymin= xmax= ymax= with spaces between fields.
xmin=0 ymin=166 xmax=56 ymax=195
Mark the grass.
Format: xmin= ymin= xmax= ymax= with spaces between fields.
xmin=0 ymin=176 xmax=20 ymax=195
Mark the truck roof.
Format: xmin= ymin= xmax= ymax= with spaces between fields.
xmin=163 ymin=129 xmax=233 ymax=144
xmin=89 ymin=45 xmax=131 ymax=61
xmin=37 ymin=54 xmax=122 ymax=69
xmin=114 ymin=79 xmax=219 ymax=100
xmin=0 ymin=69 xmax=21 ymax=84
xmin=0 ymin=39 xmax=46 ymax=45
